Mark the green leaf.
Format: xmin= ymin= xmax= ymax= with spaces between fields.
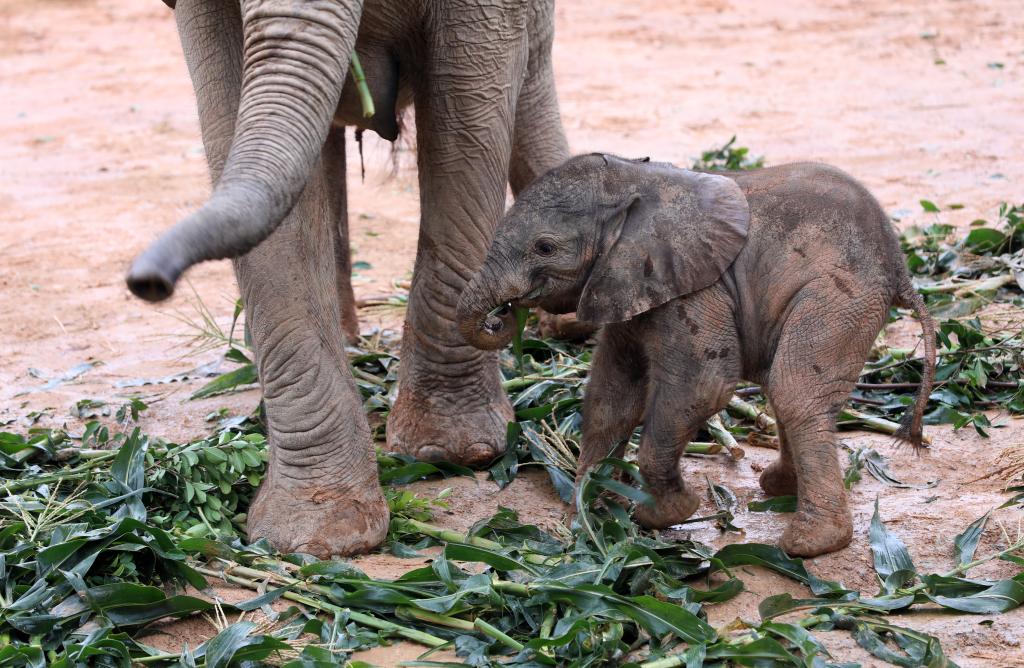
xmin=869 ymin=498 xmax=917 ymax=590
xmin=444 ymin=543 xmax=538 ymax=575
xmin=920 ymin=199 xmax=941 ymax=213
xmin=191 ymin=363 xmax=258 ymax=400
xmin=963 ymin=227 xmax=1005 ymax=253
xmin=747 ymin=495 xmax=797 ymax=513
xmin=199 ymin=621 xmax=290 ymax=668
xmin=713 ymin=543 xmax=849 ymax=597
xmin=926 ymin=578 xmax=1024 ymax=613
xmin=953 ymin=511 xmax=990 ymax=567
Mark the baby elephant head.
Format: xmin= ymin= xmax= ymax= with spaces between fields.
xmin=457 ymin=154 xmax=751 ymax=350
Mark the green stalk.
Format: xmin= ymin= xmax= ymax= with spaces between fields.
xmin=888 ymin=536 xmax=1024 ymax=599
xmin=349 ymin=52 xmax=375 ymax=118
xmin=839 ymin=408 xmax=933 ymax=444
xmin=706 ymin=414 xmax=744 ymax=460
xmin=475 ymin=618 xmax=525 ymax=651
xmin=0 ymin=453 xmax=116 ymax=494
xmin=683 ymin=442 xmax=721 ymax=455
xmin=397 ymin=606 xmax=475 ymax=631
xmin=397 ymin=518 xmax=556 ymax=566
xmin=639 ymin=614 xmax=832 ymax=668
xmin=727 ymin=395 xmax=777 ymax=434
xmin=539 ymin=605 xmax=556 ymax=639
xmin=194 ymin=566 xmax=446 ymax=648
xmin=135 ymin=653 xmax=184 ymax=665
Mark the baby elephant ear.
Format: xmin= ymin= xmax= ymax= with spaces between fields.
xmin=577 ymin=171 xmax=750 ymax=324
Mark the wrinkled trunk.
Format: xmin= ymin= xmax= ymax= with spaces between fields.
xmin=456 ymin=257 xmax=529 ymax=351
xmin=127 ymin=0 xmax=364 ymax=301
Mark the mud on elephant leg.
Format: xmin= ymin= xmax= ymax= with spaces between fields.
xmin=576 ymin=325 xmax=647 ymax=485
xmin=631 ymin=391 xmax=705 ymax=530
xmin=766 ymin=294 xmax=887 ymax=557
xmin=239 ymin=155 xmax=388 ymax=557
xmin=386 ymin=3 xmax=529 ymax=468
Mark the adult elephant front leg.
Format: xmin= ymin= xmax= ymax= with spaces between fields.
xmin=387 ymin=4 xmax=529 ymax=466
xmin=166 ymin=0 xmax=386 ymax=557
xmin=241 ymin=144 xmax=388 ymax=556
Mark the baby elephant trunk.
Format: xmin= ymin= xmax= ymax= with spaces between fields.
xmin=456 ymin=261 xmax=528 ymax=351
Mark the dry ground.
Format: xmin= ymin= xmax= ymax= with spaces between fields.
xmin=1 ymin=0 xmax=1023 ymax=664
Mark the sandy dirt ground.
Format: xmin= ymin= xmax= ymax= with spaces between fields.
xmin=2 ymin=0 xmax=1023 ymax=665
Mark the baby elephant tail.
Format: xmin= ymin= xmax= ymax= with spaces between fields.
xmin=893 ymin=281 xmax=936 ymax=449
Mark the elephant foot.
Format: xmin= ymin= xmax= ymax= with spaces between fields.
xmin=387 ymin=377 xmax=513 ymax=467
xmin=779 ymin=510 xmax=852 ymax=557
xmin=633 ymin=488 xmax=701 ymax=530
xmin=247 ymin=475 xmax=389 ymax=558
xmin=537 ymin=311 xmax=597 ymax=342
xmin=759 ymin=459 xmax=798 ymax=496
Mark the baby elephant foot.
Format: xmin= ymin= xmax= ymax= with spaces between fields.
xmin=759 ymin=459 xmax=798 ymax=496
xmin=780 ymin=510 xmax=853 ymax=557
xmin=633 ymin=488 xmax=701 ymax=530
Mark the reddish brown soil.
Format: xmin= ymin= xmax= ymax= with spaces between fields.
xmin=2 ymin=0 xmax=1022 ymax=665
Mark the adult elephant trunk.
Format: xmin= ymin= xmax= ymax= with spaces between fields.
xmin=456 ymin=256 xmax=529 ymax=351
xmin=127 ymin=0 xmax=363 ymax=302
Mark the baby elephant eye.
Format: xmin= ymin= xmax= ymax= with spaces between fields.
xmin=534 ymin=239 xmax=556 ymax=256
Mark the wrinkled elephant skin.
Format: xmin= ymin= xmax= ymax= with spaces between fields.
xmin=128 ymin=0 xmax=569 ymax=557
xmin=459 ymin=156 xmax=936 ymax=558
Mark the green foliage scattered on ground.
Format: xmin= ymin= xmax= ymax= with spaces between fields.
xmin=3 ymin=412 xmax=1023 ymax=666
xmin=2 ymin=143 xmax=1023 ymax=665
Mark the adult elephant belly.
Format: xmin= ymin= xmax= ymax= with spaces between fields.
xmin=126 ymin=0 xmax=569 ymax=558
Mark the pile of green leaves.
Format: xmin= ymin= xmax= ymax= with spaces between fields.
xmin=3 ymin=416 xmax=1023 ymax=667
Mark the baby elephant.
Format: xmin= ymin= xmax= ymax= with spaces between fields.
xmin=457 ymin=155 xmax=935 ymax=557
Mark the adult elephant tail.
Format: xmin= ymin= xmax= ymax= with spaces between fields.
xmin=127 ymin=0 xmax=364 ymax=301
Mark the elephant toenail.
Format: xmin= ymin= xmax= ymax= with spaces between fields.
xmin=415 ymin=445 xmax=447 ymax=462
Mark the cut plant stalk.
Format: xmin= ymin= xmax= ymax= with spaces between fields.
xmin=475 ymin=618 xmax=525 ymax=651
xmin=745 ymin=433 xmax=779 ymax=450
xmin=395 ymin=518 xmax=557 ymax=566
xmin=727 ymin=395 xmax=777 ymax=434
xmin=193 ymin=566 xmax=446 ymax=648
xmin=397 ymin=607 xmax=475 ymax=631
xmin=706 ymin=414 xmax=745 ymax=460
xmin=839 ymin=408 xmax=933 ymax=444
xmin=349 ymin=52 xmax=375 ymax=118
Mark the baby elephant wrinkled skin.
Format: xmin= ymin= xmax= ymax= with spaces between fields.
xmin=457 ymin=154 xmax=936 ymax=557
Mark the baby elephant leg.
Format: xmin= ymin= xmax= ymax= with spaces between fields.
xmin=632 ymin=392 xmax=703 ymax=529
xmin=577 ymin=326 xmax=647 ymax=486
xmin=759 ymin=422 xmax=797 ymax=496
xmin=767 ymin=291 xmax=889 ymax=557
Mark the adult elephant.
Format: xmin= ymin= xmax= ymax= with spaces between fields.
xmin=129 ymin=0 xmax=568 ymax=556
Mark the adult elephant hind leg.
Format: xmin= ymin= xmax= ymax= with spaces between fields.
xmin=324 ymin=126 xmax=360 ymax=343
xmin=241 ymin=153 xmax=388 ymax=558
xmin=386 ymin=4 xmax=530 ymax=468
xmin=766 ymin=290 xmax=888 ymax=557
